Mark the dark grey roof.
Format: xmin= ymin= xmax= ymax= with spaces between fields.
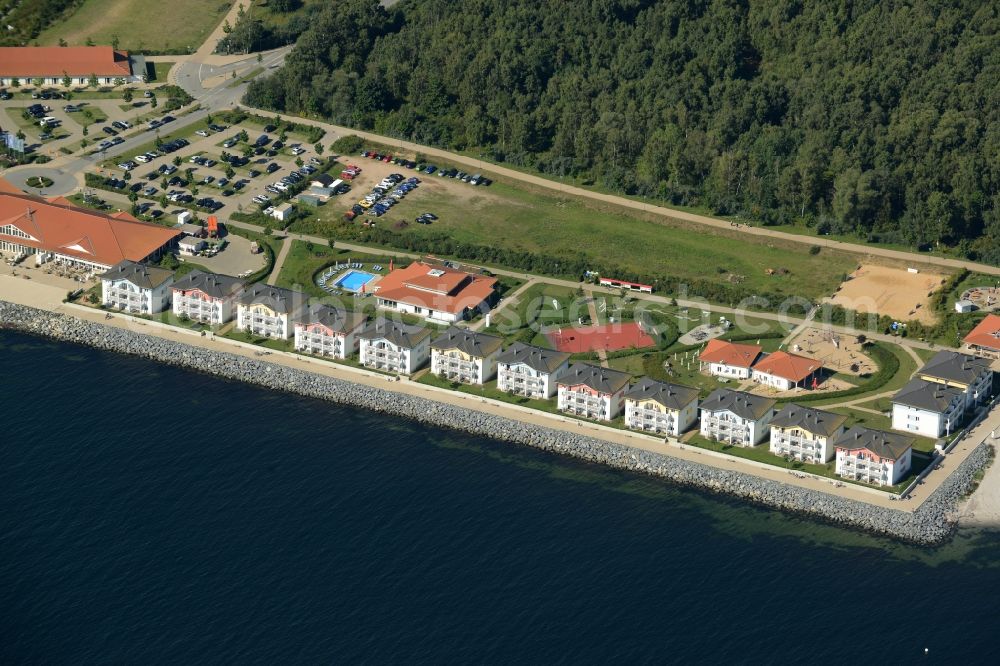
xmin=700 ymin=389 xmax=776 ymax=421
xmin=358 ymin=317 xmax=431 ymax=348
xmin=171 ymin=270 xmax=245 ymax=299
xmin=556 ymin=363 xmax=631 ymax=394
xmin=496 ymin=342 xmax=570 ymax=374
xmin=833 ymin=426 xmax=914 ymax=460
xmin=624 ymin=377 xmax=699 ymax=410
xmin=918 ymin=350 xmax=992 ymax=386
xmin=99 ymin=259 xmax=173 ymax=289
xmin=431 ymin=327 xmax=503 ymax=357
xmin=237 ymin=283 xmax=305 ymax=314
xmin=770 ymin=404 xmax=848 ymax=437
xmin=312 ymin=173 xmax=335 ymax=186
xmin=892 ymin=378 xmax=964 ymax=412
xmin=300 ymin=304 xmax=366 ymax=334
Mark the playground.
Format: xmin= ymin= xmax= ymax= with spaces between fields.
xmin=961 ymin=285 xmax=1000 ymax=312
xmin=545 ymin=321 xmax=656 ymax=353
xmin=829 ymin=264 xmax=947 ymax=324
xmin=785 ymin=327 xmax=876 ymax=377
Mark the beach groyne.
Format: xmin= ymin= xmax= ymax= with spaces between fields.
xmin=0 ymin=300 xmax=990 ymax=545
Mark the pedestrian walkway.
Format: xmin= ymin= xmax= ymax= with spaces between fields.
xmin=266 ymin=234 xmax=290 ymax=286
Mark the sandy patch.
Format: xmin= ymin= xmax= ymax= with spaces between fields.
xmin=829 ymin=264 xmax=947 ymax=324
xmin=786 ymin=327 xmax=877 ymax=376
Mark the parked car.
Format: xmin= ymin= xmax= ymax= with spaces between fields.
xmin=265 ymin=162 xmax=280 ymax=173
xmin=248 ymin=169 xmax=261 ymax=178
xmin=103 ymin=126 xmax=118 ymax=136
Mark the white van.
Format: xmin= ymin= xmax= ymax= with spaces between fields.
xmin=39 ymin=116 xmax=58 ymax=126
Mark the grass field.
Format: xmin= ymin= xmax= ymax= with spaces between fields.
xmin=37 ymin=0 xmax=231 ymax=53
xmin=148 ymin=62 xmax=176 ymax=83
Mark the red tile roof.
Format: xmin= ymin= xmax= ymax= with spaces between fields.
xmin=698 ymin=339 xmax=762 ymax=368
xmin=374 ymin=261 xmax=496 ymax=315
xmin=0 ymin=46 xmax=132 ymax=78
xmin=964 ymin=314 xmax=1000 ymax=352
xmin=0 ymin=187 xmax=180 ymax=268
xmin=751 ymin=351 xmax=823 ymax=382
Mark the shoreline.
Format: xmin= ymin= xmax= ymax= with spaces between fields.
xmin=0 ymin=298 xmax=992 ymax=545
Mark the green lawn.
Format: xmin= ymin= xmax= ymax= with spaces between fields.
xmin=37 ymin=0 xmax=232 ymax=53
xmin=66 ymin=106 xmax=108 ymax=129
xmin=148 ymin=61 xmax=176 ymax=83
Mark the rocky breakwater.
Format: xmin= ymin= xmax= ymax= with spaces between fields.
xmin=0 ymin=300 xmax=990 ymax=544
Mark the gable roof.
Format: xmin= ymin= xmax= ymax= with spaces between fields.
xmin=892 ymin=378 xmax=965 ymax=413
xmin=358 ymin=317 xmax=431 ymax=348
xmin=917 ymin=350 xmax=992 ymax=386
xmin=700 ymin=388 xmax=776 ymax=420
xmin=752 ymin=350 xmax=823 ymax=382
xmin=431 ymin=327 xmax=504 ymax=357
xmin=171 ymin=270 xmax=245 ymax=299
xmin=496 ymin=342 xmax=570 ymax=374
xmin=556 ymin=363 xmax=631 ymax=394
xmin=964 ymin=315 xmax=1000 ymax=352
xmin=0 ymin=189 xmax=180 ymax=268
xmin=698 ymin=338 xmax=762 ymax=369
xmin=624 ymin=377 xmax=699 ymax=410
xmin=296 ymin=304 xmax=367 ymax=334
xmin=98 ymin=260 xmax=173 ymax=289
xmin=374 ymin=261 xmax=496 ymax=315
xmin=0 ymin=46 xmax=132 ymax=78
xmin=237 ymin=283 xmax=304 ymax=314
xmin=770 ymin=404 xmax=848 ymax=437
xmin=833 ymin=426 xmax=914 ymax=460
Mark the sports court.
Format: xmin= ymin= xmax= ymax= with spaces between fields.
xmin=545 ymin=321 xmax=655 ymax=353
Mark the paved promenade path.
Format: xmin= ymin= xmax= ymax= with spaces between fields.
xmin=266 ymin=234 xmax=291 ymax=286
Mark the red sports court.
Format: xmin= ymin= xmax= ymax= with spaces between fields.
xmin=545 ymin=322 xmax=655 ymax=353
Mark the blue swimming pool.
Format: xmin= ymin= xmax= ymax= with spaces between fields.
xmin=335 ymin=269 xmax=376 ymax=292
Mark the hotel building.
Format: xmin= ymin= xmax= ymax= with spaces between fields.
xmin=99 ymin=260 xmax=173 ymax=315
xmin=556 ymin=363 xmax=631 ymax=421
xmin=294 ymin=304 xmax=367 ymax=359
xmin=496 ymin=342 xmax=571 ymax=399
xmin=430 ymin=327 xmax=504 ymax=385
xmin=358 ymin=318 xmax=432 ymax=375
xmin=373 ymin=261 xmax=497 ymax=323
xmin=768 ymin=404 xmax=848 ymax=463
xmin=236 ymin=284 xmax=307 ymax=340
xmin=699 ymin=389 xmax=776 ymax=446
xmin=834 ymin=426 xmax=914 ymax=486
xmin=171 ymin=271 xmax=245 ymax=326
xmin=624 ymin=377 xmax=699 ymax=436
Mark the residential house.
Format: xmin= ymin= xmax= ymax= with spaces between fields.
xmin=834 ymin=426 xmax=914 ymax=486
xmin=699 ymin=389 xmax=776 ymax=446
xmin=768 ymin=404 xmax=848 ymax=463
xmin=496 ymin=342 xmax=571 ymax=399
xmin=99 ymin=260 xmax=173 ymax=315
xmin=891 ymin=379 xmax=966 ymax=438
xmin=430 ymin=327 xmax=504 ymax=385
xmin=236 ymin=284 xmax=307 ymax=340
xmin=624 ymin=378 xmax=699 ymax=436
xmin=698 ymin=339 xmax=763 ymax=380
xmin=294 ymin=304 xmax=367 ymax=359
xmin=963 ymin=314 xmax=1000 ymax=359
xmin=373 ymin=261 xmax=497 ymax=323
xmin=915 ymin=350 xmax=993 ymax=410
xmin=358 ymin=318 xmax=431 ymax=375
xmin=751 ymin=351 xmax=824 ymax=391
xmin=171 ymin=270 xmax=245 ymax=326
xmin=556 ymin=363 xmax=631 ymax=421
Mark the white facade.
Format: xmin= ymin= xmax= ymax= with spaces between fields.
xmin=892 ymin=400 xmax=964 ymax=438
xmin=101 ymin=274 xmax=172 ymax=315
xmin=625 ymin=399 xmax=697 ymax=437
xmin=172 ymin=290 xmax=237 ymax=326
xmin=704 ymin=361 xmax=753 ymax=380
xmin=836 ymin=448 xmax=911 ymax=487
xmin=294 ymin=323 xmax=362 ymax=359
xmin=751 ymin=370 xmax=795 ymax=391
xmin=497 ymin=361 xmax=568 ymax=399
xmin=431 ymin=348 xmax=499 ymax=385
xmin=557 ymin=385 xmax=625 ymax=422
xmin=377 ymin=298 xmax=465 ymax=324
xmin=699 ymin=409 xmax=773 ymax=447
xmin=769 ymin=427 xmax=836 ymax=463
xmin=360 ymin=336 xmax=430 ymax=375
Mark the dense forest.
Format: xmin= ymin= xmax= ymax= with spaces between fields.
xmin=245 ymin=0 xmax=1000 ymax=264
xmin=215 ymin=0 xmax=318 ymax=55
xmin=0 ymin=0 xmax=83 ymax=45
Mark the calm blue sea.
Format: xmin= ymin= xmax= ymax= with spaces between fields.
xmin=2 ymin=330 xmax=999 ymax=664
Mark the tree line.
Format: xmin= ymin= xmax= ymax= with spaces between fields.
xmin=0 ymin=0 xmax=83 ymax=45
xmin=245 ymin=0 xmax=1000 ymax=265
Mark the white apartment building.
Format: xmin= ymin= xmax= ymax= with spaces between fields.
xmin=699 ymin=389 xmax=776 ymax=447
xmin=430 ymin=327 xmax=504 ymax=385
xmin=99 ymin=260 xmax=173 ymax=315
xmin=556 ymin=363 xmax=631 ymax=422
xmin=891 ymin=379 xmax=966 ymax=438
xmin=236 ymin=284 xmax=307 ymax=340
xmin=915 ymin=351 xmax=994 ymax=411
xmin=768 ymin=404 xmax=848 ymax=463
xmin=496 ymin=342 xmax=571 ymax=399
xmin=623 ymin=377 xmax=699 ymax=437
xmin=834 ymin=426 xmax=914 ymax=487
xmin=294 ymin=304 xmax=367 ymax=359
xmin=171 ymin=270 xmax=245 ymax=326
xmin=358 ymin=318 xmax=431 ymax=375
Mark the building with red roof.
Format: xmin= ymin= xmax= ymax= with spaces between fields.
xmin=0 ymin=186 xmax=180 ymax=272
xmin=751 ymin=351 xmax=824 ymax=391
xmin=698 ymin=338 xmax=763 ymax=380
xmin=0 ymin=46 xmax=141 ymax=86
xmin=373 ymin=261 xmax=497 ymax=323
xmin=963 ymin=314 xmax=1000 ymax=359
